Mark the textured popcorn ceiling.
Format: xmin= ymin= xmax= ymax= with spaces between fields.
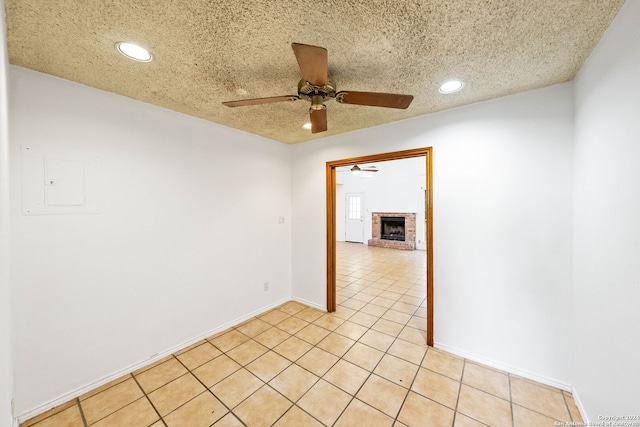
xmin=5 ymin=0 xmax=625 ymax=144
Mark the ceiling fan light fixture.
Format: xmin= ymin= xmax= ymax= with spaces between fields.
xmin=116 ymin=42 xmax=152 ymax=62
xmin=439 ymin=79 xmax=464 ymax=94
xmin=351 ymin=165 xmax=361 ymax=175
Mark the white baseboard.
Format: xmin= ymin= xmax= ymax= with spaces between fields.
xmin=291 ymin=296 xmax=326 ymax=312
xmin=434 ymin=341 xmax=573 ymax=391
xmin=17 ymin=297 xmax=290 ymax=424
xmin=571 ymin=386 xmax=589 ymax=423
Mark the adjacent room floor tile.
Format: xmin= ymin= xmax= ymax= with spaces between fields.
xmin=209 ymin=330 xmax=250 ymax=352
xmin=334 ymin=321 xmax=369 ymax=341
xmin=343 ymin=342 xmax=385 ymax=371
xmin=374 ymin=354 xmax=419 ymax=388
xmin=462 ymin=362 xmax=510 ymax=400
xmin=253 ymin=327 xmax=291 ymax=349
xmin=422 ymin=348 xmax=464 ymax=380
xmin=359 ymin=329 xmax=396 ymax=352
xmin=453 ymin=413 xmax=489 ymax=427
xmin=457 ymin=384 xmax=512 ymax=427
xmin=212 ymin=412 xmax=245 ymax=427
xmin=176 ymin=342 xmax=222 ymax=370
xmin=233 ymin=386 xmax=292 ymax=427
xmin=411 ymin=367 xmax=460 ymax=410
xmin=134 ymin=358 xmax=189 ymax=393
xmin=269 ymin=364 xmax=319 ymax=402
xmin=295 ymin=307 xmax=325 ymax=323
xmin=297 ymin=380 xmax=352 ymax=427
xmin=226 ymin=339 xmax=268 ymax=366
xmin=510 ymin=377 xmax=570 ymax=420
xmin=356 ymin=374 xmax=408 ymax=418
xmin=209 ymin=368 xmax=263 ymax=409
xmin=163 ymin=392 xmax=228 ymax=427
xmin=259 ymin=309 xmax=291 ymax=325
xmin=246 ymin=350 xmax=292 ymax=382
xmin=323 ymin=359 xmax=370 ymax=395
xmin=387 ymin=339 xmax=427 ymax=365
xmin=513 ymin=403 xmax=562 ymax=426
xmin=313 ymin=313 xmax=345 ymax=331
xmin=316 ymin=332 xmax=355 ymax=357
xmin=397 ymin=391 xmax=454 ymax=427
xmin=80 ymin=377 xmax=143 ymax=424
xmin=147 ymin=373 xmax=205 ymax=416
xmin=91 ymin=397 xmax=159 ymax=427
xmin=335 ymin=399 xmax=394 ymax=427
xmin=192 ymin=354 xmax=241 ymax=388
xmin=295 ymin=347 xmax=340 ymax=377
xmin=273 ymin=336 xmax=313 ymax=362
xmin=24 ymin=404 xmax=84 ymax=427
xmin=275 ymin=316 xmax=309 ymax=335
xmin=235 ymin=318 xmax=272 ymax=338
xmin=295 ymin=324 xmax=331 ymax=345
xmin=273 ymin=405 xmax=324 ymax=427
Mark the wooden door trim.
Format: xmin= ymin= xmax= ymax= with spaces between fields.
xmin=326 ymin=147 xmax=434 ymax=346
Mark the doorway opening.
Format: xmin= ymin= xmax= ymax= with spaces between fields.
xmin=326 ymin=147 xmax=433 ymax=346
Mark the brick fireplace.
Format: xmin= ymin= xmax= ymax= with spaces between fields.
xmin=368 ymin=212 xmax=416 ymax=250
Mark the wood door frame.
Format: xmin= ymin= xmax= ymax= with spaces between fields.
xmin=326 ymin=147 xmax=434 ymax=346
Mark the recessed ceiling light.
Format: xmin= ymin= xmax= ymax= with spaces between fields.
xmin=439 ymin=79 xmax=464 ymax=94
xmin=116 ymin=42 xmax=152 ymax=62
xmin=302 ymin=123 xmax=312 ymax=130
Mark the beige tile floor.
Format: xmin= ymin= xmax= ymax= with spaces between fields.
xmin=22 ymin=242 xmax=583 ymax=427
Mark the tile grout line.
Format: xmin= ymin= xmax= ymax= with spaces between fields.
xmin=562 ymin=391 xmax=573 ymax=422
xmin=75 ymin=398 xmax=88 ymax=427
xmin=509 ymin=373 xmax=515 ymax=427
xmin=130 ymin=370 xmax=168 ymax=427
xmin=451 ymin=359 xmax=467 ymax=427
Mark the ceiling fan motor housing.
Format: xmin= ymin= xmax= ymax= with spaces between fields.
xmin=298 ymin=78 xmax=336 ymax=103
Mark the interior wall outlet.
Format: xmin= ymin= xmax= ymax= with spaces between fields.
xmin=263 ymin=282 xmax=269 ymax=291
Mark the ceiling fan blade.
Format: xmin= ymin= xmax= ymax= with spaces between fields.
xmin=361 ymin=169 xmax=379 ymax=172
xmin=292 ymin=43 xmax=328 ymax=86
xmin=310 ymin=108 xmax=328 ymax=133
xmin=336 ymin=91 xmax=413 ymax=109
xmin=222 ymin=95 xmax=298 ymax=107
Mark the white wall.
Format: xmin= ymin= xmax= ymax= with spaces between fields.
xmin=292 ymin=83 xmax=575 ymax=387
xmin=0 ymin=1 xmax=14 ymax=425
xmin=336 ymin=158 xmax=427 ymax=249
xmin=8 ymin=66 xmax=292 ymax=416
xmin=572 ymin=0 xmax=640 ymax=419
